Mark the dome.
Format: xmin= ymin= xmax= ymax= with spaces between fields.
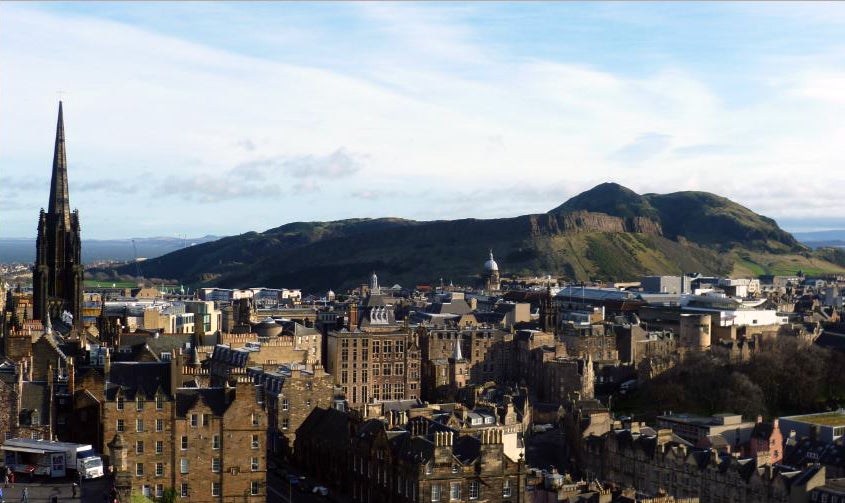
xmin=484 ymin=249 xmax=499 ymax=272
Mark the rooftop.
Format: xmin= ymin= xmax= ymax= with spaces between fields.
xmin=784 ymin=410 xmax=845 ymax=427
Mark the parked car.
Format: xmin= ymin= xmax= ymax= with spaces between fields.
xmin=313 ymin=485 xmax=329 ymax=497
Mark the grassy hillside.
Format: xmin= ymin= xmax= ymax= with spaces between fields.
xmin=110 ymin=183 xmax=842 ymax=292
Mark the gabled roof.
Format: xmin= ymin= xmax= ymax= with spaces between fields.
xmin=105 ymin=362 xmax=171 ymax=400
xmin=175 ymin=387 xmax=231 ymax=417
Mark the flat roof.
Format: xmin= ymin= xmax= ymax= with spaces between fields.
xmin=783 ymin=411 xmax=845 ymax=427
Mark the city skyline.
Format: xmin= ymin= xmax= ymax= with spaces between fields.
xmin=2 ymin=2 xmax=845 ymax=239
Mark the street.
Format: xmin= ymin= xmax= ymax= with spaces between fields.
xmin=0 ymin=474 xmax=111 ymax=502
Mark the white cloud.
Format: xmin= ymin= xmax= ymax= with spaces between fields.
xmin=2 ymin=3 xmax=845 ymax=237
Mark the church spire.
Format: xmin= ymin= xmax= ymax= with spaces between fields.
xmin=48 ymin=101 xmax=71 ymax=227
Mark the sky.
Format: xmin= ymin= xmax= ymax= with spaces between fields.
xmin=2 ymin=2 xmax=845 ymax=239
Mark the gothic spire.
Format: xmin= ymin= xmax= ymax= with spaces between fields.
xmin=48 ymin=101 xmax=71 ymax=227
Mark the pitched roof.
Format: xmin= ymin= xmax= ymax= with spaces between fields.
xmin=105 ymin=362 xmax=171 ymax=400
xmin=175 ymin=387 xmax=231 ymax=417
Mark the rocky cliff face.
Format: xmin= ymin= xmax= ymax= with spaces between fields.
xmin=529 ymin=211 xmax=663 ymax=236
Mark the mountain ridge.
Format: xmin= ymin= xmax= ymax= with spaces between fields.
xmin=104 ymin=183 xmax=843 ymax=291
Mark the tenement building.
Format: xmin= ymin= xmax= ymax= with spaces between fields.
xmin=326 ymin=294 xmax=421 ymax=408
xmin=33 ymin=102 xmax=84 ymax=327
xmin=102 ymin=355 xmax=267 ymax=501
xmin=349 ymin=415 xmax=527 ymax=503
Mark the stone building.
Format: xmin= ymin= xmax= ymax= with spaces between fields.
xmin=581 ymin=425 xmax=825 ymax=503
xmin=246 ymin=361 xmax=337 ymax=459
xmin=326 ymin=294 xmax=420 ymax=408
xmin=349 ymin=416 xmax=527 ymax=503
xmin=101 ymin=355 xmax=267 ymax=501
xmin=514 ymin=329 xmax=594 ymax=404
xmin=417 ymin=325 xmax=512 ymax=401
xmin=0 ymin=359 xmax=53 ymax=442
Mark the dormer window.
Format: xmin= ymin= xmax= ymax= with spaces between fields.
xmin=156 ymin=395 xmax=164 ymax=410
xmin=116 ymin=395 xmax=124 ymax=410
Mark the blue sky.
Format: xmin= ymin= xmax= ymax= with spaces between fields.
xmin=2 ymin=2 xmax=844 ymax=238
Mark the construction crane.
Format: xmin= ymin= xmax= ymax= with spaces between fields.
xmin=132 ymin=239 xmax=143 ymax=278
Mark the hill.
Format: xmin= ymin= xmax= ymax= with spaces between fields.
xmin=109 ymin=183 xmax=845 ymax=292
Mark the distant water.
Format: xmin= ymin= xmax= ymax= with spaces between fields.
xmin=0 ymin=236 xmax=220 ymax=264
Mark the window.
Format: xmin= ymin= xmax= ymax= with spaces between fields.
xmin=503 ymin=479 xmax=511 ymax=497
xmin=155 ymin=463 xmax=163 ymax=477
xmin=156 ymin=395 xmax=164 ymax=410
xmin=306 ymin=399 xmax=312 ymax=407
xmin=431 ymin=484 xmax=441 ymax=502
xmin=425 ymin=462 xmax=433 ymax=475
xmin=116 ymin=396 xmax=124 ymax=410
xmin=251 ymin=435 xmax=259 ymax=449
xmin=450 ymin=482 xmax=461 ymax=500
xmin=212 ymin=482 xmax=221 ymax=497
xmin=190 ymin=414 xmax=198 ymax=427
xmin=282 ymin=418 xmax=290 ymax=430
xmin=155 ymin=441 xmax=163 ymax=454
xmin=181 ymin=436 xmax=188 ymax=450
xmin=136 ymin=419 xmax=144 ymax=432
xmin=203 ymin=414 xmax=211 ymax=426
xmin=469 ymin=481 xmax=479 ymax=500
xmin=212 ymin=435 xmax=220 ymax=450
xmin=212 ymin=458 xmax=221 ymax=473
xmin=251 ymin=457 xmax=259 ymax=471
xmin=117 ymin=419 xmax=125 ymax=432
xmin=252 ymin=413 xmax=259 ymax=426
xmin=136 ymin=441 xmax=144 ymax=454
xmin=155 ymin=485 xmax=163 ymax=498
xmin=180 ymin=483 xmax=189 ymax=498
xmin=281 ymin=399 xmax=289 ymax=411
xmin=250 ymin=481 xmax=259 ymax=496
xmin=452 ymin=464 xmax=459 ymax=474
xmin=156 ymin=419 xmax=163 ymax=432
xmin=383 ymin=364 xmax=391 ymax=376
xmin=135 ymin=463 xmax=144 ymax=477
xmin=180 ymin=458 xmax=189 ymax=474
xmin=136 ymin=396 xmax=144 ymax=411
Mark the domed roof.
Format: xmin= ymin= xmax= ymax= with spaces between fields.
xmin=484 ymin=249 xmax=499 ymax=272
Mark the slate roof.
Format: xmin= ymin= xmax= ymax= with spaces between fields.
xmin=784 ymin=438 xmax=845 ymax=469
xmin=427 ymin=300 xmax=471 ymax=316
xmin=296 ymin=407 xmax=351 ymax=447
xmin=105 ymin=362 xmax=171 ymax=400
xmin=175 ymin=387 xmax=232 ymax=417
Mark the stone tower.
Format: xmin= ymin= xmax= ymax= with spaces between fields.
xmin=33 ymin=102 xmax=84 ymax=328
